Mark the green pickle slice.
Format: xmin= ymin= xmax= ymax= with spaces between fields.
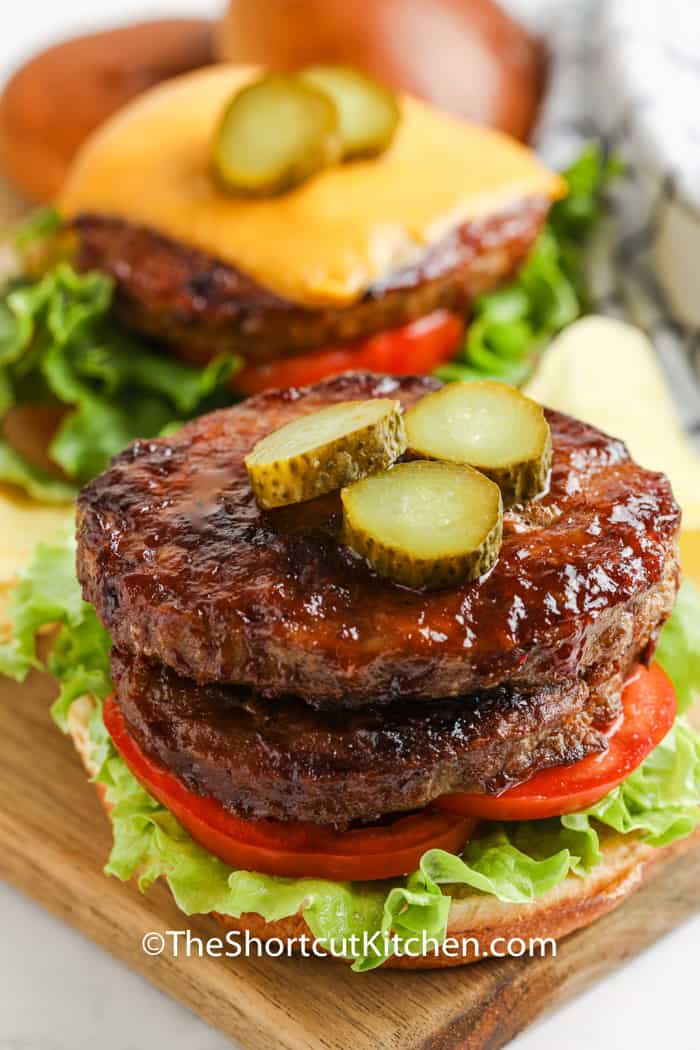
xmin=212 ymin=73 xmax=342 ymax=195
xmin=245 ymin=398 xmax=407 ymax=509
xmin=404 ymin=381 xmax=552 ymax=506
xmin=300 ymin=65 xmax=400 ymax=159
xmin=341 ymin=461 xmax=503 ymax=590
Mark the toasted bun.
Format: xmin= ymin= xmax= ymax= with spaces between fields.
xmin=215 ymin=0 xmax=543 ymax=141
xmin=0 ymin=20 xmax=213 ymax=202
xmin=67 ymin=695 xmax=698 ymax=969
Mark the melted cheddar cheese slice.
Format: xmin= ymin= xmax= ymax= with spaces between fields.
xmin=60 ymin=65 xmax=564 ymax=308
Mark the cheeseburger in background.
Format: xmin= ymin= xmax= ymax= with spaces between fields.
xmin=0 ymin=60 xmax=577 ymax=508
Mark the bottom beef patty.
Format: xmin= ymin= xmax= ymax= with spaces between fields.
xmin=111 ymin=648 xmax=633 ymax=827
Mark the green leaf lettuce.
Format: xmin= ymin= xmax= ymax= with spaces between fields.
xmin=656 ymin=579 xmax=700 ymax=715
xmin=437 ymin=143 xmax=621 ymax=387
xmin=0 ymin=261 xmax=240 ymax=498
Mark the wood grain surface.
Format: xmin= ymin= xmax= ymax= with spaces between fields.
xmin=1 ymin=663 xmax=699 ymax=1050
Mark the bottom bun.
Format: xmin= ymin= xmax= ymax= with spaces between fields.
xmin=68 ymin=696 xmax=697 ymax=970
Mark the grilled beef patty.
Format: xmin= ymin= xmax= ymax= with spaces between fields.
xmin=111 ymin=648 xmax=627 ymax=826
xmin=72 ymin=197 xmax=549 ymax=365
xmin=77 ymin=373 xmax=681 ymax=709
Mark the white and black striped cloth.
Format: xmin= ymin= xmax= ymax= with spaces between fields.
xmin=504 ymin=0 xmax=700 ymax=445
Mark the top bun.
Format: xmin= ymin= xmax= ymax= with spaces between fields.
xmin=216 ymin=0 xmax=543 ymax=140
xmin=0 ymin=20 xmax=213 ymax=202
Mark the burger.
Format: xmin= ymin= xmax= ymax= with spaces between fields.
xmin=61 ymin=62 xmax=559 ymax=384
xmin=3 ymin=369 xmax=698 ymax=970
xmin=0 ymin=62 xmax=612 ymax=510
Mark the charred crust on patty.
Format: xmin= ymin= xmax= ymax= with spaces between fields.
xmin=76 ymin=373 xmax=682 ymax=709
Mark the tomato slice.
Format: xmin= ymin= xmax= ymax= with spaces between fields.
xmin=433 ymin=663 xmax=677 ymax=821
xmin=235 ymin=309 xmax=464 ymax=395
xmin=103 ymin=695 xmax=475 ymax=880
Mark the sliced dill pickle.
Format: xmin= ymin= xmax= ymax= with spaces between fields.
xmin=245 ymin=398 xmax=407 ymax=509
xmin=405 ymin=381 xmax=552 ymax=507
xmin=299 ymin=65 xmax=400 ymax=159
xmin=341 ymin=461 xmax=502 ymax=590
xmin=212 ymin=73 xmax=342 ymax=195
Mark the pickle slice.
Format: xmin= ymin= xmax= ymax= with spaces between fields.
xmin=245 ymin=398 xmax=407 ymax=509
xmin=212 ymin=73 xmax=342 ymax=195
xmin=405 ymin=381 xmax=552 ymax=507
xmin=300 ymin=65 xmax=400 ymax=159
xmin=341 ymin=461 xmax=502 ymax=590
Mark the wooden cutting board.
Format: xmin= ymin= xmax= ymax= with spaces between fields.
xmin=1 ymin=663 xmax=700 ymax=1050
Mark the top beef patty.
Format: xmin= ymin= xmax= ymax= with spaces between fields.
xmin=77 ymin=373 xmax=681 ymax=708
xmin=72 ymin=196 xmax=548 ymax=365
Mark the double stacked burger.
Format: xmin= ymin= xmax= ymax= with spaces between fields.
xmin=73 ymin=367 xmax=683 ymax=967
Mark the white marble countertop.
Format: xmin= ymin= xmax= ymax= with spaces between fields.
xmin=1 ymin=3 xmax=699 ymax=1048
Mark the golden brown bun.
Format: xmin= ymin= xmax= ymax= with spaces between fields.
xmin=216 ymin=0 xmax=543 ymax=141
xmin=67 ymin=695 xmax=698 ymax=969
xmin=0 ymin=20 xmax=213 ymax=202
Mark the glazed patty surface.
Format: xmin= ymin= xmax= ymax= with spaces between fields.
xmin=72 ymin=196 xmax=549 ymax=364
xmin=77 ymin=372 xmax=682 ymax=708
xmin=111 ymin=648 xmax=630 ymax=826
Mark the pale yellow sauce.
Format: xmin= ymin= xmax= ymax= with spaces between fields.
xmin=59 ymin=65 xmax=564 ymax=308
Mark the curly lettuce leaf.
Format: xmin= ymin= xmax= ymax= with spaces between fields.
xmin=97 ymin=744 xmax=583 ymax=971
xmin=437 ymin=143 xmax=621 ymax=386
xmin=0 ymin=528 xmax=81 ymax=679
xmin=656 ymin=579 xmax=700 ymax=715
xmin=1 ymin=535 xmax=698 ymax=970
xmin=0 ymin=529 xmax=111 ymax=725
xmin=0 ymin=260 xmax=240 ymax=496
xmin=562 ymin=718 xmax=700 ymax=848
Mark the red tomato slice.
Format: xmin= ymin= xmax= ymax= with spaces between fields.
xmin=235 ymin=309 xmax=464 ymax=395
xmin=103 ymin=695 xmax=475 ymax=880
xmin=433 ymin=663 xmax=677 ymax=821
